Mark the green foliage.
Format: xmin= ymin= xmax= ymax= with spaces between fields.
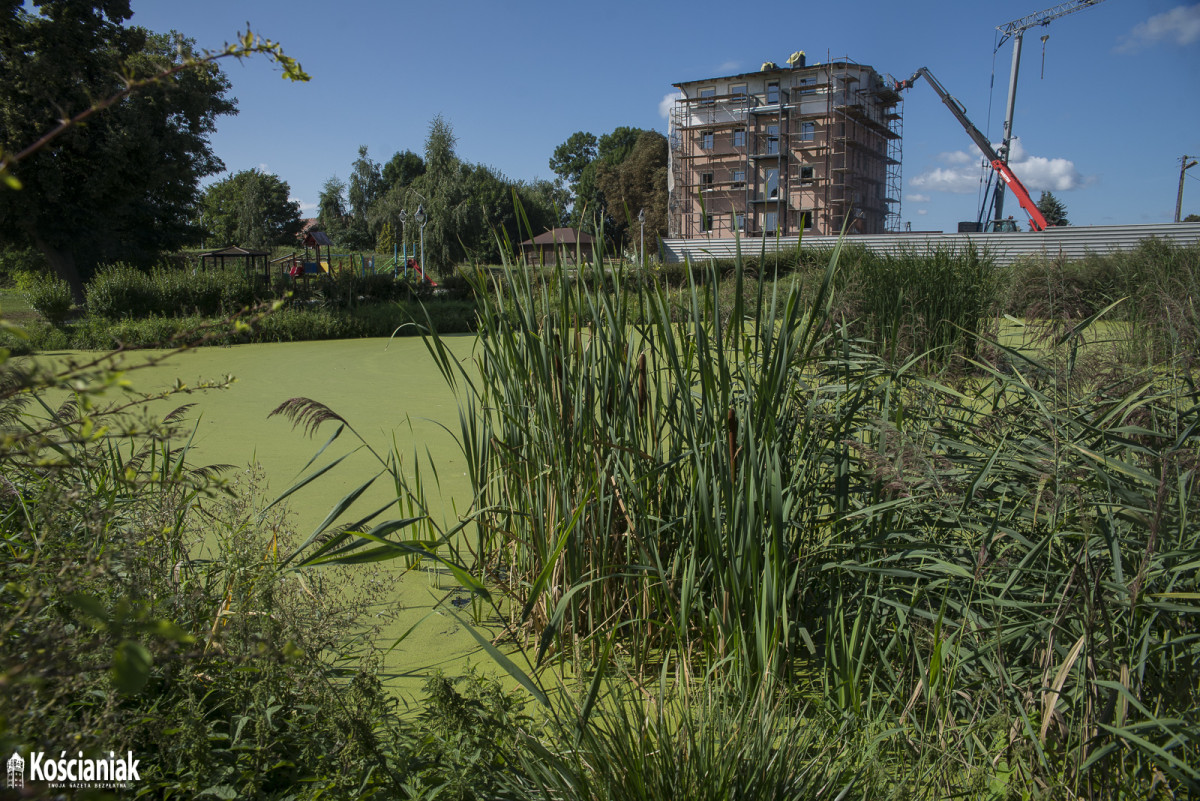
xmin=593 ymin=130 xmax=668 ymax=251
xmin=318 ymin=175 xmax=350 ymax=243
xmin=0 ymin=245 xmax=47 ymax=286
xmin=200 ymin=169 xmax=304 ymax=249
xmin=376 ymin=220 xmax=396 ymax=255
xmin=0 ymin=7 xmax=238 ymax=296
xmin=1003 ymin=239 xmax=1200 ymax=367
xmin=18 ymin=270 xmax=73 ymax=324
xmin=834 ymin=244 xmax=998 ymax=365
xmin=85 ymin=262 xmax=261 ymax=319
xmin=1037 ymin=190 xmax=1070 ymax=226
xmin=549 ymin=131 xmax=597 ymax=188
xmin=402 ymin=237 xmax=1200 ymax=796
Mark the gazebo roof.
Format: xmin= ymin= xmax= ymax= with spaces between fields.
xmin=198 ymin=245 xmax=271 ymax=257
xmin=521 ymin=228 xmax=595 ymax=246
xmin=303 ymin=231 xmax=334 ymax=247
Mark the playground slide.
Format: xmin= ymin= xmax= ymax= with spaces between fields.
xmin=406 ymin=258 xmax=437 ymax=286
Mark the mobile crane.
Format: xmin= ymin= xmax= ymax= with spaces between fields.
xmin=895 ymin=67 xmax=1049 ymax=232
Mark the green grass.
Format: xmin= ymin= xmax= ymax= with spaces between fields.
xmin=0 ymin=287 xmax=38 ymax=325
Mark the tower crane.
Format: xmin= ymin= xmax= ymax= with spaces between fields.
xmin=990 ymin=0 xmax=1107 ymax=224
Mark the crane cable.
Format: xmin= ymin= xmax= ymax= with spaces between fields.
xmin=977 ymin=31 xmax=1003 ymax=227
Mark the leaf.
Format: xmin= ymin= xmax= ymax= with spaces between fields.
xmin=449 ymin=609 xmax=548 ymax=707
xmin=65 ymin=592 xmax=109 ymax=624
xmin=112 ymin=640 xmax=152 ymax=694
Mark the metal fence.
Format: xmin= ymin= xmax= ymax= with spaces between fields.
xmin=661 ymin=223 xmax=1200 ymax=267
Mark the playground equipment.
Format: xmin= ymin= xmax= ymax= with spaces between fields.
xmin=270 ymin=229 xmax=438 ymax=291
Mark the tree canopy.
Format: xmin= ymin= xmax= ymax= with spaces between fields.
xmin=0 ymin=1 xmax=237 ymax=299
xmin=316 ymin=116 xmax=562 ymax=271
xmin=1036 ymin=191 xmax=1069 ymax=227
xmin=199 ymin=169 xmax=303 ymax=249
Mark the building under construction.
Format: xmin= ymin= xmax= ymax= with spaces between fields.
xmin=668 ymin=53 xmax=903 ymax=239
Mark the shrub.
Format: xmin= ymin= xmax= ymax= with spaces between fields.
xmin=86 ymin=262 xmax=262 ymax=319
xmin=18 ymin=271 xmax=74 ymax=324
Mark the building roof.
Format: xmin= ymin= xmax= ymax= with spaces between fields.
xmin=672 ymin=57 xmax=873 ymax=89
xmin=304 ymin=231 xmax=334 ymax=247
xmin=521 ymin=228 xmax=595 ymax=246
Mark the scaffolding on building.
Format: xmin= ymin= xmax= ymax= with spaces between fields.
xmin=669 ymin=56 xmax=903 ymax=239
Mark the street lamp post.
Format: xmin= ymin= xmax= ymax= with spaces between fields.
xmin=415 ymin=204 xmax=428 ymax=278
xmin=398 ymin=209 xmax=408 ymax=279
xmin=638 ymin=207 xmax=646 ymax=267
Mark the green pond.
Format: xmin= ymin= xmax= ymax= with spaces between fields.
xmin=33 ymin=336 xmax=511 ymax=699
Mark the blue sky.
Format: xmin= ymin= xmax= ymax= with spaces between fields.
xmin=126 ymin=0 xmax=1200 ymax=234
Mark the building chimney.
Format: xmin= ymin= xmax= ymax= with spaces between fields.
xmin=787 ymin=51 xmax=807 ymax=68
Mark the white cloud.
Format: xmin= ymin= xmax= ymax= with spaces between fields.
xmin=910 ymin=139 xmax=1083 ymax=194
xmin=1117 ymin=4 xmax=1200 ymax=53
xmin=1006 ymin=139 xmax=1083 ymax=192
xmin=718 ymin=60 xmax=740 ymax=73
xmin=917 ymin=209 xmax=928 ymax=215
xmin=257 ymin=163 xmax=270 ymax=173
xmin=911 ymin=167 xmax=980 ymax=194
xmin=659 ymin=91 xmax=683 ymax=120
xmin=939 ymin=150 xmax=974 ymax=166
xmin=908 ymin=193 xmax=931 ymax=202
xmin=293 ymin=199 xmax=316 ymax=217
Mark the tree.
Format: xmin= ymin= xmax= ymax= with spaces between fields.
xmin=1036 ymin=191 xmax=1069 ymax=226
xmin=317 ymin=175 xmax=349 ymax=243
xmin=382 ymin=150 xmax=426 ymax=191
xmin=549 ymin=131 xmax=597 ymax=189
xmin=593 ymin=130 xmax=668 ymax=253
xmin=342 ymin=145 xmax=383 ymax=250
xmin=0 ymin=2 xmax=237 ymax=301
xmin=200 ymin=169 xmax=303 ymax=249
xmin=1184 ymin=213 xmax=1200 ymax=223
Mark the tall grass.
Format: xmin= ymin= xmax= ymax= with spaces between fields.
xmin=407 ymin=233 xmax=1199 ymax=795
xmin=264 ymin=228 xmax=1198 ymax=794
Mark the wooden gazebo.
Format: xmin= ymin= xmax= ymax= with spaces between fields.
xmin=519 ymin=228 xmax=595 ymax=266
xmin=198 ymin=245 xmax=271 ymax=286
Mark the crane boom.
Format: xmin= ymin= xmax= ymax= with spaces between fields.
xmin=996 ymin=0 xmax=1106 ymax=49
xmin=896 ymin=68 xmax=1049 ymax=232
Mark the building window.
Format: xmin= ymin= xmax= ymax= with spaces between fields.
xmin=700 ymin=172 xmax=714 ymax=190
xmin=733 ymin=128 xmax=746 ymax=147
xmin=764 ymin=211 xmax=778 ymax=234
xmin=766 ymin=124 xmax=779 ymax=155
xmin=701 ymin=131 xmax=714 ymax=150
xmin=701 ymin=213 xmax=714 ymax=232
xmin=798 ymin=77 xmax=815 ymax=96
xmin=800 ymin=165 xmax=815 ymax=183
xmin=731 ymin=169 xmax=745 ymax=187
xmin=735 ymin=212 xmax=746 ymax=231
xmin=700 ymin=87 xmax=715 ymax=106
xmin=798 ymin=210 xmax=814 ymax=229
xmin=731 ymin=83 xmax=747 ymax=100
xmin=766 ymin=81 xmax=780 ymax=104
xmin=765 ymin=168 xmax=779 ymax=200
xmin=799 ymin=121 xmax=815 ymax=141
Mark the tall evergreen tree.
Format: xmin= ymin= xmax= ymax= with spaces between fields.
xmin=1036 ymin=191 xmax=1069 ymax=227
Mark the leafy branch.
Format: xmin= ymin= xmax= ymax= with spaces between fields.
xmin=0 ymin=27 xmax=309 ymax=189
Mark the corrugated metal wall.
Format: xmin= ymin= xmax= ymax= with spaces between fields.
xmin=661 ymin=223 xmax=1200 ymax=266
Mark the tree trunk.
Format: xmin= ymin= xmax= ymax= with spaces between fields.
xmin=34 ymin=237 xmax=85 ymax=306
